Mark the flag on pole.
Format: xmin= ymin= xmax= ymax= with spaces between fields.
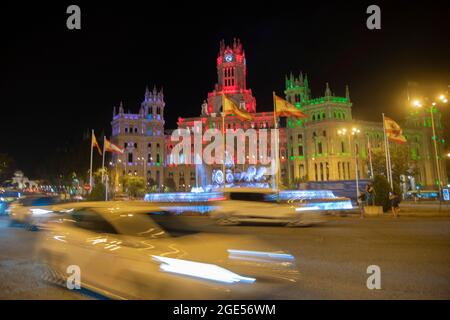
xmin=104 ymin=138 xmax=125 ymax=155
xmin=274 ymin=94 xmax=307 ymax=118
xmin=384 ymin=116 xmax=407 ymax=144
xmin=222 ymin=94 xmax=254 ymax=121
xmin=367 ymin=135 xmax=374 ymax=179
xmin=91 ymin=132 xmax=102 ymax=155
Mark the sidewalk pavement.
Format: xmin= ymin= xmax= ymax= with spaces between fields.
xmin=328 ymin=205 xmax=450 ymax=218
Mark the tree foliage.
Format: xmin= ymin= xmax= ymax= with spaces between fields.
xmin=373 ymin=175 xmax=391 ymax=212
xmin=163 ymin=177 xmax=176 ymax=191
xmin=121 ymin=175 xmax=146 ymax=199
xmin=87 ymin=183 xmax=106 ymax=201
xmin=0 ymin=153 xmax=15 ymax=183
xmin=371 ymin=144 xmax=416 ymax=186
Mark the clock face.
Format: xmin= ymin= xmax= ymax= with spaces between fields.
xmin=224 ymin=54 xmax=233 ymax=62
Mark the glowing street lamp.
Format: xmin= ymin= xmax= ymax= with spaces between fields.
xmin=351 ymin=127 xmax=361 ymax=135
xmin=412 ymin=94 xmax=448 ymax=188
xmin=413 ymin=100 xmax=422 ymax=107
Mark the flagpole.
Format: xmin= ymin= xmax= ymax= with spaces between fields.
xmin=382 ymin=113 xmax=394 ymax=189
xmin=387 ymin=139 xmax=393 ymax=189
xmin=382 ymin=113 xmax=391 ymax=186
xmin=102 ymin=136 xmax=106 ymax=184
xmin=89 ymin=129 xmax=94 ymax=190
xmin=105 ymin=175 xmax=108 ymax=201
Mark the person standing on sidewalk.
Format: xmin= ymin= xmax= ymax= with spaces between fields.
xmin=366 ymin=183 xmax=376 ymax=206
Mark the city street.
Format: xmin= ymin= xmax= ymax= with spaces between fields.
xmin=1 ymin=213 xmax=449 ymax=300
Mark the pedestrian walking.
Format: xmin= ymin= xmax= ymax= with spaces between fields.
xmin=358 ymin=189 xmax=366 ymax=218
xmin=389 ymin=191 xmax=401 ymax=217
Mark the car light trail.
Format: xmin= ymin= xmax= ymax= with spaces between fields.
xmin=228 ymin=249 xmax=295 ymax=261
xmin=152 ymin=255 xmax=256 ymax=284
xmin=30 ymin=209 xmax=53 ymax=215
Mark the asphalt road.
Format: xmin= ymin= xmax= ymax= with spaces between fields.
xmin=1 ymin=214 xmax=450 ymax=299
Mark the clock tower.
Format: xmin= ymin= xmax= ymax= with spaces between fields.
xmin=206 ymin=38 xmax=256 ymax=115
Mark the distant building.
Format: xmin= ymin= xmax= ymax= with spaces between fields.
xmin=110 ymin=39 xmax=446 ymax=192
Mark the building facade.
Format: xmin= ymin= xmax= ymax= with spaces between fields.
xmin=110 ymin=39 xmax=447 ymax=192
xmin=110 ymin=87 xmax=166 ymax=190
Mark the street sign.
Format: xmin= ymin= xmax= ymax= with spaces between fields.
xmin=442 ymin=188 xmax=450 ymax=201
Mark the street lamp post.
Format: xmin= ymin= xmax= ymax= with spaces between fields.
xmin=352 ymin=128 xmax=361 ymax=201
xmin=137 ymin=157 xmax=146 ymax=183
xmin=338 ymin=127 xmax=360 ymax=201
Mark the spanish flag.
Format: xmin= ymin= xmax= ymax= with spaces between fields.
xmin=384 ymin=116 xmax=407 ymax=144
xmin=91 ymin=132 xmax=102 ymax=155
xmin=104 ymin=138 xmax=125 ymax=155
xmin=222 ymin=94 xmax=254 ymax=121
xmin=274 ymin=94 xmax=307 ymax=118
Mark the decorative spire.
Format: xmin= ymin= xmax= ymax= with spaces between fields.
xmin=153 ymin=85 xmax=157 ymax=95
xmin=145 ymin=86 xmax=150 ymax=100
xmin=118 ymin=101 xmax=124 ymax=114
xmin=325 ymin=82 xmax=332 ymax=97
xmin=345 ymin=85 xmax=350 ymax=102
xmin=236 ymin=38 xmax=242 ymax=53
xmin=299 ymin=72 xmax=304 ymax=85
xmin=219 ymin=39 xmax=225 ymax=55
xmin=304 ymin=74 xmax=310 ymax=100
xmin=113 ymin=106 xmax=116 ymax=117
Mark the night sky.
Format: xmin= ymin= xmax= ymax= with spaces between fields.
xmin=1 ymin=1 xmax=449 ymax=178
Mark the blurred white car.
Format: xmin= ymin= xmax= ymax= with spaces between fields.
xmin=8 ymin=195 xmax=63 ymax=229
xmin=210 ymin=188 xmax=325 ymax=227
xmin=35 ymin=203 xmax=298 ymax=299
xmin=9 ymin=197 xmax=113 ymax=230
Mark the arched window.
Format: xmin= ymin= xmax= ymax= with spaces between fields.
xmin=312 ymin=114 xmax=316 ymax=121
xmin=134 ymin=143 xmax=138 ymax=149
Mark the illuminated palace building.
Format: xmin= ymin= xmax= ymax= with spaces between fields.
xmin=111 ymin=39 xmax=446 ymax=191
